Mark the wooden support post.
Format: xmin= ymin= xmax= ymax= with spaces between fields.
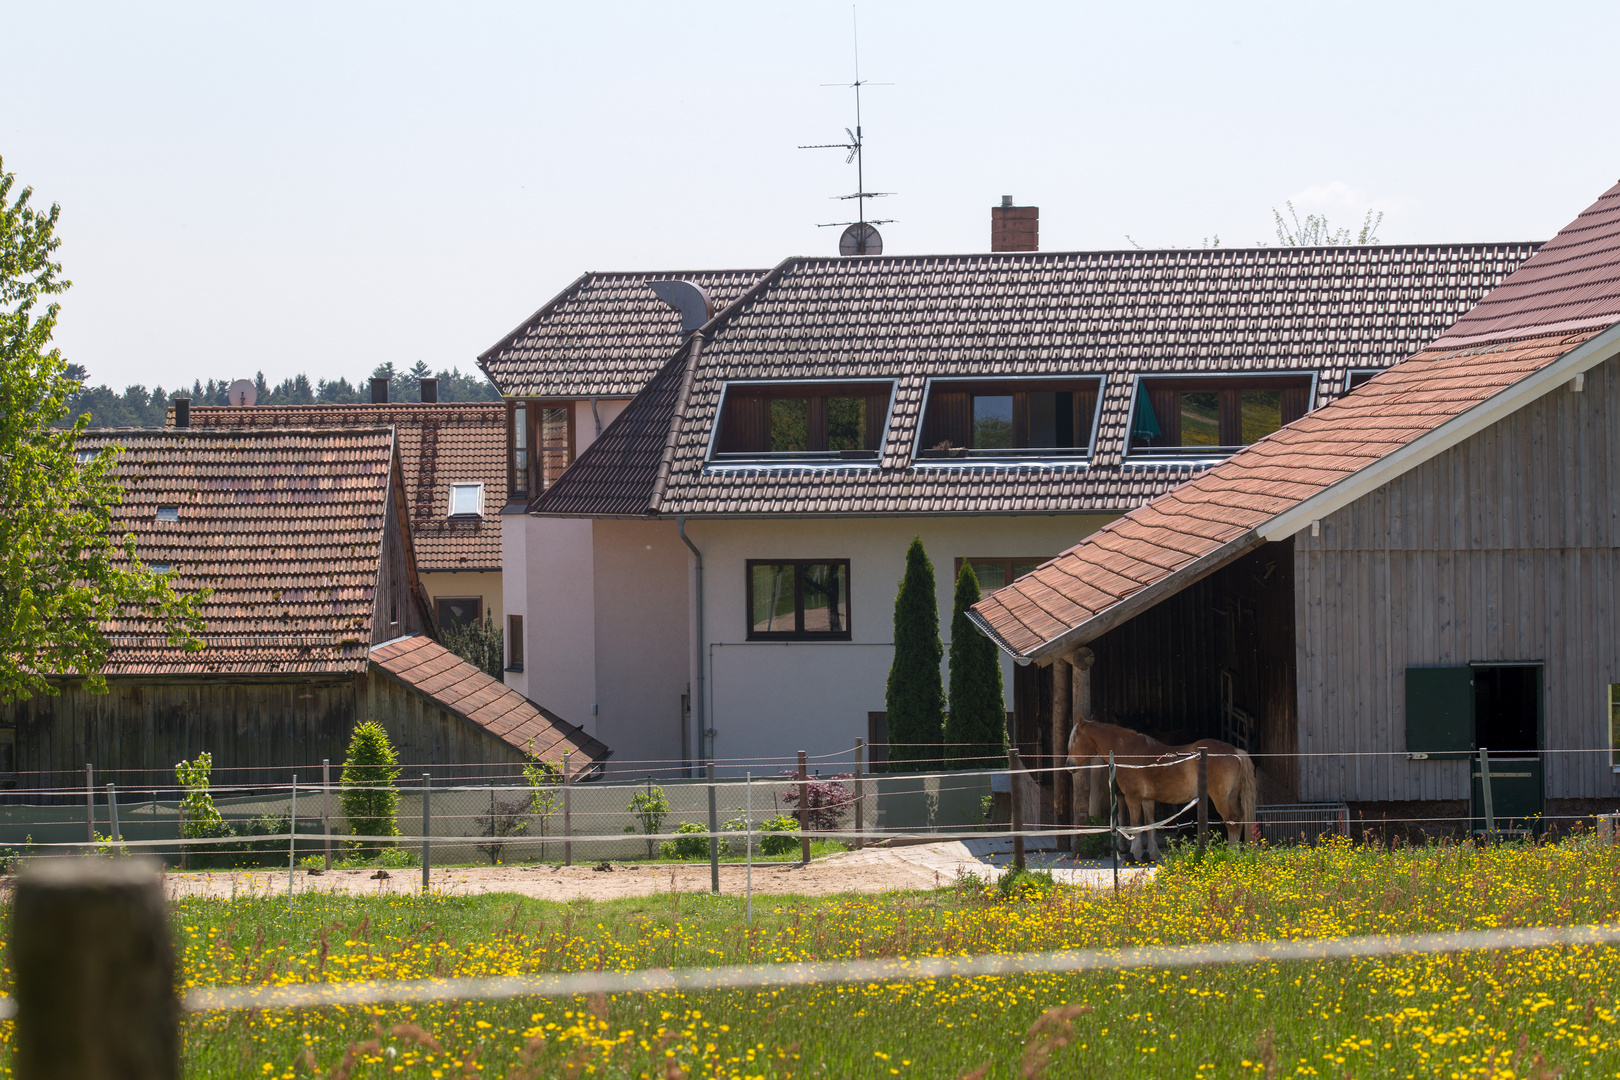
xmin=1478 ymin=747 xmax=1496 ymax=840
xmin=707 ymin=760 xmax=720 ymax=895
xmin=322 ymin=758 xmax=332 ymax=872
xmin=1109 ymin=751 xmax=1119 ymax=896
xmin=106 ymin=783 xmax=120 ymax=844
xmin=421 ymin=774 xmax=431 ymax=891
xmin=1008 ymin=749 xmax=1026 ymax=871
xmin=562 ymin=751 xmax=573 ymax=867
xmin=14 ymin=858 xmax=178 ymax=1080
xmin=1052 ymin=656 xmax=1072 ymax=851
xmin=1072 ymin=649 xmax=1095 ymax=834
xmin=1197 ymin=747 xmax=1209 ymax=850
xmin=853 ymin=738 xmax=865 ymax=850
xmin=797 ymin=750 xmax=811 ymax=865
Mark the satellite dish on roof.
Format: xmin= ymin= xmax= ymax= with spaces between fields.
xmin=227 ymin=379 xmax=258 ymax=407
xmin=839 ymin=223 xmax=882 ymax=257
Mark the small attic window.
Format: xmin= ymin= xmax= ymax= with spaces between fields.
xmin=448 ymin=483 xmax=484 ymax=518
xmin=149 ymin=563 xmax=173 ymax=575
xmin=75 ymin=449 xmax=97 ymax=465
xmin=155 ymin=507 xmax=180 ymax=522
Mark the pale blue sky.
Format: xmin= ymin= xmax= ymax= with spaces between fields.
xmin=5 ymin=1 xmax=1618 ymax=391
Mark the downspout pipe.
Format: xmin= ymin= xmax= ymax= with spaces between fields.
xmin=676 ymin=516 xmax=706 ymax=769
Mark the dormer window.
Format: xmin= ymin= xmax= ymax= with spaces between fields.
xmin=506 ymin=400 xmax=575 ymax=500
xmin=713 ymin=381 xmax=891 ymax=461
xmin=1129 ymin=374 xmax=1311 ymax=456
xmin=448 ymin=482 xmax=484 ymax=518
xmin=918 ymin=378 xmax=1100 ymax=459
xmin=156 ymin=507 xmax=180 ymax=522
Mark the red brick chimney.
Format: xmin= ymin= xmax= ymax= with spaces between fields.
xmin=991 ymin=195 xmax=1038 ymax=252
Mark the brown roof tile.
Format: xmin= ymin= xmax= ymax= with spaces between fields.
xmin=185 ymin=403 xmax=504 ymax=573
xmin=369 ymin=635 xmax=610 ymax=768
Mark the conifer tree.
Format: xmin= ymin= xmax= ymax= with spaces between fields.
xmin=884 ymin=537 xmax=944 ymax=771
xmin=340 ymin=720 xmax=401 ymax=856
xmin=945 ymin=562 xmax=1006 ymax=768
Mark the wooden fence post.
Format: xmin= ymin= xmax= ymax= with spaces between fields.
xmin=1109 ymin=751 xmax=1119 ymax=896
xmin=797 ymin=751 xmax=811 ymax=865
xmin=1478 ymin=747 xmax=1496 ymax=840
xmin=14 ymin=857 xmax=178 ymax=1080
xmin=85 ymin=763 xmax=94 ymax=844
xmin=1197 ymin=747 xmax=1209 ymax=850
xmin=707 ymin=760 xmax=720 ymax=895
xmin=421 ymin=774 xmax=432 ymax=891
xmin=1008 ymin=749 xmax=1025 ymax=871
xmin=106 ymin=783 xmax=120 ymax=844
xmin=322 ymin=758 xmax=332 ymax=872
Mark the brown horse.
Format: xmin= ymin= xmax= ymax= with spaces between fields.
xmin=1068 ymin=717 xmax=1256 ymax=862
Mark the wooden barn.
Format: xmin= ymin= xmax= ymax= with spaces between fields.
xmin=971 ymin=180 xmax=1620 ymax=837
xmin=0 ymin=426 xmax=607 ymax=791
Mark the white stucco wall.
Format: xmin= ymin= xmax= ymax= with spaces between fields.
xmin=632 ymin=514 xmax=1115 ymax=774
xmin=516 ymin=515 xmax=598 ymax=737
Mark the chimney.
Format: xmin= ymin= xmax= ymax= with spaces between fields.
xmin=172 ymin=396 xmax=191 ymax=428
xmin=370 ymin=377 xmax=389 ymax=404
xmin=991 ymin=195 xmax=1038 ymax=252
xmin=419 ymin=377 xmax=439 ymax=404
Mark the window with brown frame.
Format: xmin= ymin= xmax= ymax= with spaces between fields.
xmin=918 ymin=379 xmax=1100 ymax=458
xmin=507 ymin=399 xmax=576 ymax=499
xmin=714 ymin=383 xmax=889 ymax=460
xmin=1129 ymin=376 xmax=1311 ymax=453
xmin=746 ymin=559 xmax=851 ymax=640
xmin=954 ymin=557 xmax=1049 ymax=593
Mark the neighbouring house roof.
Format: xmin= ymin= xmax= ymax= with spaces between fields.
xmin=969 ymin=181 xmax=1620 ymax=662
xmin=479 ymin=269 xmax=770 ymax=398
xmin=369 ymin=635 xmax=611 ymax=770
xmin=531 ymin=242 xmax=1539 ymax=518
xmin=82 ymin=427 xmax=405 ymax=676
xmin=184 ymin=404 xmax=505 ymax=573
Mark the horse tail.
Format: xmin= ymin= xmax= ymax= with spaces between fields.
xmin=1238 ymin=750 xmax=1258 ymax=844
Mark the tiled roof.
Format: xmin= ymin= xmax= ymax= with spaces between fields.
xmin=1437 ymin=181 xmax=1620 ymax=347
xmin=185 ymin=404 xmax=504 ymax=573
xmin=83 ymin=427 xmax=400 ymax=675
xmin=969 ymin=330 xmax=1603 ymax=659
xmin=532 ymin=243 xmax=1538 ymax=518
xmin=369 ymin=635 xmax=611 ymax=769
xmin=479 ymin=269 xmax=769 ymax=398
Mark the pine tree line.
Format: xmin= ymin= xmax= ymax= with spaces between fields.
xmin=56 ymin=358 xmax=500 ymax=428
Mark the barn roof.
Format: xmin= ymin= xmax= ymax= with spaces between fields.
xmin=369 ymin=635 xmax=611 ymax=770
xmin=529 ymin=242 xmax=1539 ymax=518
xmin=479 ymin=268 xmax=769 ymax=398
xmin=970 ymin=180 xmax=1620 ymax=662
xmin=182 ymin=403 xmax=505 ymax=574
xmin=82 ymin=426 xmax=406 ymax=676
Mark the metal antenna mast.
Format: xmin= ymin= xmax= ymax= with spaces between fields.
xmin=799 ymin=8 xmax=892 ymax=255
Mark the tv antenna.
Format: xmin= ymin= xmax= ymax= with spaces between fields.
xmin=799 ymin=8 xmax=892 ymax=256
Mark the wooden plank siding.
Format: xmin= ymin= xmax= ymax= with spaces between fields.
xmin=1294 ymin=354 xmax=1620 ymax=802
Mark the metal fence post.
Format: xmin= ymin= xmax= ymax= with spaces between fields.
xmin=14 ymin=858 xmax=178 ymax=1080
xmin=287 ymin=775 xmax=297 ymax=906
xmin=1478 ymin=747 xmax=1496 ymax=840
xmin=1008 ymin=749 xmax=1025 ymax=871
xmin=421 ymin=773 xmax=432 ymax=891
xmin=86 ymin=763 xmax=95 ymax=843
xmin=562 ymin=752 xmax=572 ymax=867
xmin=853 ymin=738 xmax=865 ymax=850
xmin=322 ymin=758 xmax=332 ymax=871
xmin=1109 ymin=751 xmax=1119 ymax=896
xmin=708 ymin=760 xmax=720 ymax=895
xmin=745 ymin=771 xmax=753 ymax=923
xmin=797 ymin=750 xmax=811 ymax=865
xmin=1197 ymin=747 xmax=1209 ymax=850
xmin=107 ymin=783 xmax=120 ymax=845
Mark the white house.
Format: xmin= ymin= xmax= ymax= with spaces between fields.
xmin=480 ymin=229 xmax=1539 ymax=777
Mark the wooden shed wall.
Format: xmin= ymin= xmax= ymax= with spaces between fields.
xmin=363 ymin=673 xmax=530 ymax=774
xmin=1295 ymin=353 xmax=1620 ymax=802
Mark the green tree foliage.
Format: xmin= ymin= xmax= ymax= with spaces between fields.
xmin=1273 ymin=200 xmax=1383 ymax=246
xmin=340 ymin=720 xmax=401 ymax=855
xmin=442 ymin=611 xmax=503 ymax=678
xmin=628 ymin=785 xmax=671 ymax=859
xmin=175 ymin=753 xmax=226 ymax=840
xmin=0 ymin=158 xmax=207 ymax=702
xmin=884 ymin=536 xmax=944 ymax=771
xmin=945 ymin=562 xmax=1007 ymax=769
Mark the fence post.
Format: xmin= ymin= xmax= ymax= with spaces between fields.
xmin=419 ymin=774 xmax=433 ymax=891
xmin=708 ymin=760 xmax=720 ymax=895
xmin=322 ymin=758 xmax=332 ymax=872
xmin=1008 ymin=749 xmax=1025 ymax=871
xmin=1109 ymin=751 xmax=1119 ymax=897
xmin=1478 ymin=747 xmax=1496 ymax=840
xmin=853 ymin=738 xmax=865 ymax=850
xmin=797 ymin=751 xmax=811 ymax=865
xmin=86 ymin=763 xmax=95 ymax=843
xmin=14 ymin=857 xmax=178 ymax=1080
xmin=288 ymin=775 xmax=297 ymax=906
xmin=106 ymin=783 xmax=121 ymax=845
xmin=562 ymin=752 xmax=572 ymax=867
xmin=745 ymin=771 xmax=753 ymax=923
xmin=1197 ymin=747 xmax=1209 ymax=850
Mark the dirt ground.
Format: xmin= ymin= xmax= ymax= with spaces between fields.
xmin=161 ymin=841 xmax=1154 ymax=902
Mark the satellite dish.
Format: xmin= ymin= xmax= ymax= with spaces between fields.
xmin=227 ymin=379 xmax=258 ymax=407
xmin=839 ymin=223 xmax=883 ymax=257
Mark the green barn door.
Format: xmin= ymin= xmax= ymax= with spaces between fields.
xmin=1405 ymin=667 xmax=1475 ymax=758
xmin=1405 ymin=664 xmax=1545 ymax=834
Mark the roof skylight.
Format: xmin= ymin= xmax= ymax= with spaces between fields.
xmin=448 ymin=483 xmax=484 ymax=518
xmin=155 ymin=507 xmax=180 ymax=522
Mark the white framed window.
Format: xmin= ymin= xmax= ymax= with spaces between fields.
xmin=156 ymin=506 xmax=180 ymax=522
xmin=448 ymin=483 xmax=484 ymax=518
xmin=149 ymin=563 xmax=173 ymax=575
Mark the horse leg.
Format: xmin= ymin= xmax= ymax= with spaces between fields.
xmin=1142 ymin=797 xmax=1162 ymax=862
xmin=1127 ymin=793 xmax=1149 ymax=863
